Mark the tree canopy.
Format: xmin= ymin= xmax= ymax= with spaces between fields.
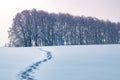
xmin=8 ymin=9 xmax=120 ymax=47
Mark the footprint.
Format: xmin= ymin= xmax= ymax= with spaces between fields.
xmin=18 ymin=48 xmax=52 ymax=80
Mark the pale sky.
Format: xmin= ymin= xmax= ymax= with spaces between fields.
xmin=0 ymin=0 xmax=120 ymax=46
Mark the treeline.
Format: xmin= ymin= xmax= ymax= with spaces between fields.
xmin=8 ymin=9 xmax=120 ymax=47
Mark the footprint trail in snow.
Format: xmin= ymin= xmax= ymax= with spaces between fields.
xmin=18 ymin=48 xmax=52 ymax=80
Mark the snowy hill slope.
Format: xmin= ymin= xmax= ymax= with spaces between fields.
xmin=0 ymin=45 xmax=120 ymax=80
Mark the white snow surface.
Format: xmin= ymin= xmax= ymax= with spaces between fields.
xmin=0 ymin=45 xmax=120 ymax=80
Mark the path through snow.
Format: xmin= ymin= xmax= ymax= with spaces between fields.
xmin=18 ymin=48 xmax=52 ymax=80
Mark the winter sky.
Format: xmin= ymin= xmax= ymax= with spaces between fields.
xmin=0 ymin=0 xmax=120 ymax=46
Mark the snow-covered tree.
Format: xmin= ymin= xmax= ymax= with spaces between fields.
xmin=8 ymin=9 xmax=120 ymax=47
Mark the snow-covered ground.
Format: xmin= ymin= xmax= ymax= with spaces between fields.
xmin=0 ymin=45 xmax=120 ymax=80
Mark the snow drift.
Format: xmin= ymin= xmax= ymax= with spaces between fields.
xmin=0 ymin=45 xmax=120 ymax=80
